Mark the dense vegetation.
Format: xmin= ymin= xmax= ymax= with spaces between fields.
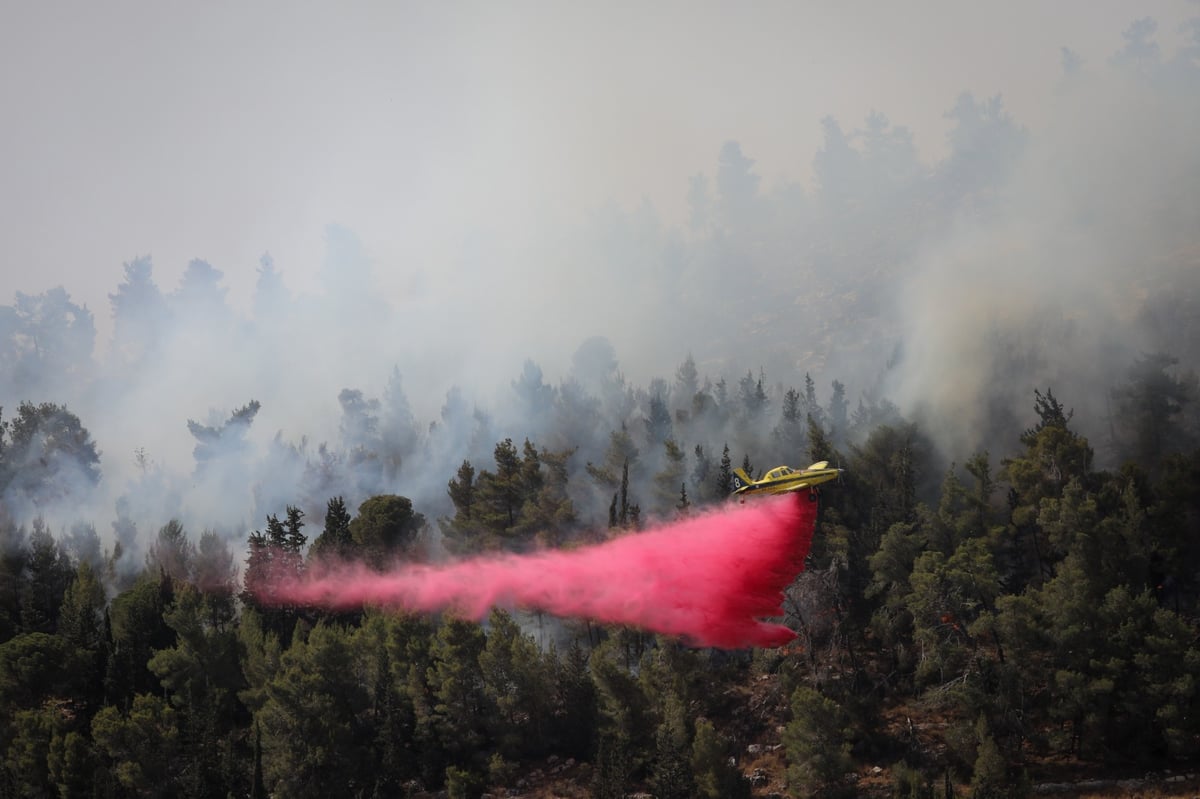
xmin=2 ymin=16 xmax=1198 ymax=797
xmin=2 ymin=354 xmax=1199 ymax=798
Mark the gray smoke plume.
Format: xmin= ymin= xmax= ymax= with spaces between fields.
xmin=1 ymin=10 xmax=1198 ymax=561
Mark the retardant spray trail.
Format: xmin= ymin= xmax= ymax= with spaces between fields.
xmin=264 ymin=493 xmax=816 ymax=648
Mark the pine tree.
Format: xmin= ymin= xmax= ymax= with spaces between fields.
xmin=716 ymin=444 xmax=733 ymax=496
xmin=309 ymin=496 xmax=353 ymax=559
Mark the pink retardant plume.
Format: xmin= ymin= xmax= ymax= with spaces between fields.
xmin=261 ymin=493 xmax=816 ymax=649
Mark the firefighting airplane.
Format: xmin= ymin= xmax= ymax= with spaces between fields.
xmin=730 ymin=461 xmax=843 ymax=500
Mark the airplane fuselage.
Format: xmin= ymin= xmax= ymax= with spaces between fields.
xmin=731 ymin=462 xmax=842 ymax=497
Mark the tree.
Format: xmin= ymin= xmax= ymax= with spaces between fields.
xmin=148 ymin=583 xmax=244 ymax=796
xmin=337 ymin=388 xmax=381 ymax=453
xmin=427 ymin=619 xmax=488 ymax=763
xmin=56 ymin=560 xmax=108 ymax=706
xmin=737 ymin=370 xmax=767 ymax=419
xmin=380 ymin=366 xmax=420 ymax=481
xmin=171 ymin=258 xmax=231 ymax=321
xmin=649 ymin=693 xmax=696 ymax=799
xmin=252 ymin=252 xmax=289 ymax=321
xmin=784 ymin=686 xmax=854 ymax=796
xmin=828 ymin=379 xmax=849 ymax=446
xmin=969 ymin=716 xmax=1021 ymax=799
xmin=511 ymin=444 xmax=576 ymax=546
xmin=144 ymin=520 xmax=194 ymax=582
xmin=18 ymin=520 xmax=74 ymax=634
xmin=257 ymin=622 xmax=372 ymax=797
xmin=2 ymin=287 xmax=95 ymax=396
xmin=1 ymin=402 xmax=101 ymax=508
xmin=474 ymin=439 xmax=524 ymax=536
xmin=243 ymin=508 xmax=309 ymax=641
xmin=690 ymin=445 xmax=714 ymax=503
xmin=716 ymin=444 xmax=733 ymax=497
xmin=106 ymin=574 xmax=176 ymax=709
xmin=589 ymin=638 xmax=654 ymax=787
xmin=1111 ymin=353 xmax=1197 ymax=471
xmin=512 ymin=359 xmax=556 ymax=418
xmin=1002 ymin=389 xmax=1095 ymax=588
xmin=91 ymin=694 xmax=183 ymax=797
xmin=186 ymin=400 xmax=261 ymax=472
xmin=692 ymin=718 xmax=750 ymax=799
xmin=479 ymin=609 xmax=551 ymax=759
xmin=939 ymin=92 xmax=1026 ymax=201
xmin=775 ymin=387 xmax=807 ymax=459
xmin=644 ymin=393 xmax=673 ymax=446
xmin=716 ymin=141 xmax=761 ymax=229
xmin=309 ymin=496 xmax=354 ymax=560
xmin=350 ymin=495 xmax=425 ymax=564
xmin=192 ymin=530 xmax=237 ymax=625
xmin=442 ymin=462 xmax=481 ymax=555
xmin=108 ymin=256 xmax=169 ymax=366
xmin=5 ymin=706 xmax=56 ymax=797
xmin=813 ymin=116 xmax=864 ymax=213
xmin=653 ymin=440 xmax=687 ymax=513
xmin=674 ymin=354 xmax=700 ymax=415
xmin=0 ymin=632 xmax=90 ymax=712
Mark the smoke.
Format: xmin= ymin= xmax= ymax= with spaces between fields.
xmin=887 ymin=35 xmax=1200 ymax=458
xmin=260 ymin=494 xmax=815 ymax=649
xmin=1 ymin=9 xmax=1199 ymax=558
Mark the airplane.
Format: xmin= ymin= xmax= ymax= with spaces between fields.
xmin=730 ymin=460 xmax=843 ymax=500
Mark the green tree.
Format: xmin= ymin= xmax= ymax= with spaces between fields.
xmin=350 ymin=494 xmax=425 ymax=564
xmin=775 ymin=386 xmax=808 ymax=460
xmin=716 ymin=443 xmax=733 ymax=497
xmin=427 ymin=619 xmax=489 ymax=765
xmin=475 ymin=438 xmax=524 ymax=535
xmin=784 ymin=685 xmax=854 ymax=797
xmin=106 ymin=573 xmax=176 ymax=709
xmin=144 ymin=519 xmax=194 ymax=582
xmin=1001 ymin=389 xmax=1094 ymax=588
xmin=547 ymin=639 xmax=596 ymax=759
xmin=308 ymin=495 xmax=353 ymax=559
xmin=590 ymin=637 xmax=653 ymax=782
xmin=18 ymin=520 xmax=74 ymax=634
xmin=91 ymin=694 xmax=183 ymax=797
xmin=512 ymin=445 xmax=576 ymax=546
xmin=479 ymin=609 xmax=551 ymax=758
xmin=257 ymin=622 xmax=371 ymax=797
xmin=4 ymin=706 xmax=55 ymax=798
xmin=148 ymin=583 xmax=244 ymax=796
xmin=56 ymin=560 xmax=107 ymax=705
xmin=692 ymin=718 xmax=750 ymax=799
xmin=0 ymin=632 xmax=89 ymax=712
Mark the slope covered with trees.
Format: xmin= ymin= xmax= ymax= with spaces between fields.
xmin=2 ymin=364 xmax=1199 ymax=797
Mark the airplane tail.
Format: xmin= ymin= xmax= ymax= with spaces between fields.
xmin=731 ymin=468 xmax=752 ymax=492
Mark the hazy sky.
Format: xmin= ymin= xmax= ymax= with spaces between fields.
xmin=1 ymin=1 xmax=1195 ymax=338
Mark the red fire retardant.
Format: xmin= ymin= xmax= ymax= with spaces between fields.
xmin=261 ymin=493 xmax=816 ymax=649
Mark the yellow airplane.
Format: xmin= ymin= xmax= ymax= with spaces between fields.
xmin=731 ymin=461 xmax=843 ymax=500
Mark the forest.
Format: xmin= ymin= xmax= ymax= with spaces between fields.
xmin=2 ymin=357 xmax=1199 ymax=797
xmin=3 ymin=13 xmax=1200 ymax=798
